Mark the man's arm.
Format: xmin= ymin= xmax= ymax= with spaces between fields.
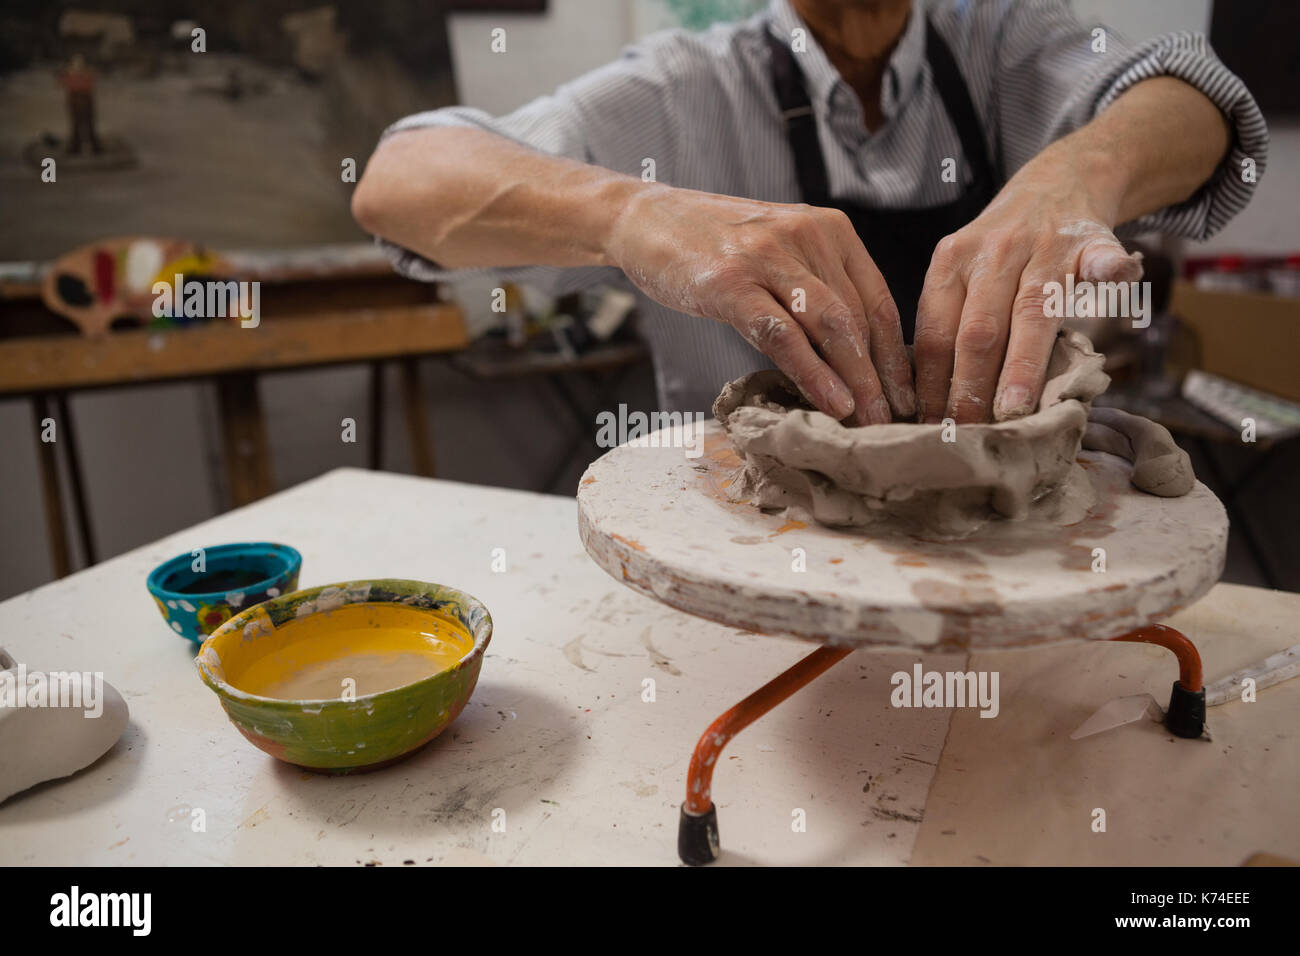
xmin=915 ymin=1 xmax=1267 ymax=424
xmin=916 ymin=76 xmax=1230 ymax=424
xmin=352 ymin=126 xmax=634 ymax=271
xmin=354 ymin=34 xmax=916 ymax=426
xmin=356 ymin=126 xmax=913 ymax=423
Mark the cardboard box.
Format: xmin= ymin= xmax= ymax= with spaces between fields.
xmin=1170 ymin=279 xmax=1300 ymax=402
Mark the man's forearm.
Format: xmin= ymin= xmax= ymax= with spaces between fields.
xmin=352 ymin=126 xmax=645 ymax=270
xmin=1031 ymin=75 xmax=1231 ymax=228
xmin=354 ymin=123 xmax=920 ymax=425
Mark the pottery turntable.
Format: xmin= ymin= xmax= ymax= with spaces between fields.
xmin=577 ymin=421 xmax=1227 ymax=865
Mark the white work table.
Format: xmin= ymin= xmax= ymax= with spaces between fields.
xmin=1 ymin=468 xmax=1296 ymax=866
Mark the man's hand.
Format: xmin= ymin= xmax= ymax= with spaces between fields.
xmin=607 ymin=185 xmax=915 ymax=425
xmin=914 ymin=152 xmax=1142 ymax=424
xmin=914 ymin=76 xmax=1231 ymax=425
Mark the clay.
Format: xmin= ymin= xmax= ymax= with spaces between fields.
xmin=713 ymin=330 xmax=1190 ymax=537
xmin=1083 ymin=406 xmax=1195 ymax=497
xmin=0 ymin=647 xmax=130 ymax=803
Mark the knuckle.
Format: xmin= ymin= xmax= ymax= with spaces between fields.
xmin=824 ymin=295 xmax=865 ymax=328
xmin=817 ymin=307 xmax=858 ymax=347
xmin=1000 ymin=354 xmax=1045 ymax=380
xmin=748 ymin=315 xmax=801 ymax=354
xmin=982 ymin=229 xmax=1020 ymax=261
xmin=866 ymin=290 xmax=899 ymax=323
xmin=821 ymin=207 xmax=854 ymax=232
xmin=1012 ymin=287 xmax=1053 ymax=320
xmin=931 ymin=234 xmax=964 ymax=270
xmin=956 ymin=313 xmax=1004 ymax=353
xmin=713 ymin=254 xmax=758 ymax=289
xmin=912 ymin=326 xmax=952 ymax=364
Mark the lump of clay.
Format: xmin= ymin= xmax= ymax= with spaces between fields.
xmin=0 ymin=647 xmax=130 ymax=803
xmin=1083 ymin=405 xmax=1194 ymax=496
xmin=714 ymin=330 xmax=1189 ymax=537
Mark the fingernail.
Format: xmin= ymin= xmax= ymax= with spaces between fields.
xmin=996 ymin=385 xmax=1030 ymax=418
xmin=871 ymin=395 xmax=892 ymax=424
xmin=894 ymin=384 xmax=916 ymax=420
xmin=825 ymin=382 xmax=855 ymax=420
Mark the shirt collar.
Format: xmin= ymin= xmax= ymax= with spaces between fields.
xmin=767 ymin=0 xmax=927 ymax=123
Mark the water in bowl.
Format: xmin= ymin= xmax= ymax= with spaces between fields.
xmin=231 ymin=603 xmax=474 ymax=701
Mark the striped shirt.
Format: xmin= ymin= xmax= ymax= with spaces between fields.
xmin=378 ymin=0 xmax=1268 ymax=414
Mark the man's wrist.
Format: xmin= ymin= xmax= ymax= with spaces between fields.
xmin=1025 ymin=135 xmax=1130 ymax=228
xmin=599 ymin=178 xmax=672 ymax=269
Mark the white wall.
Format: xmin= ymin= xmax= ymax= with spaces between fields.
xmin=1071 ymin=0 xmax=1211 ymax=36
xmin=1073 ymin=0 xmax=1296 ymax=254
xmin=448 ymin=0 xmax=638 ymax=114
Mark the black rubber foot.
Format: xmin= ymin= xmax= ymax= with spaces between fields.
xmin=1165 ymin=680 xmax=1206 ymax=738
xmin=678 ymin=804 xmax=720 ymax=866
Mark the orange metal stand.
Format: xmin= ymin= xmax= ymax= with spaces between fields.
xmin=677 ymin=625 xmax=1204 ymax=865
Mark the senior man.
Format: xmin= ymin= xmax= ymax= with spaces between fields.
xmin=353 ymin=0 xmax=1266 ymax=425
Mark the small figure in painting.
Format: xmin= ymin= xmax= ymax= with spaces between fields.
xmin=59 ymin=54 xmax=102 ymax=155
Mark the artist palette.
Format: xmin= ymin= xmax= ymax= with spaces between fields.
xmin=195 ymin=579 xmax=492 ymax=773
xmin=41 ymin=235 xmax=232 ymax=335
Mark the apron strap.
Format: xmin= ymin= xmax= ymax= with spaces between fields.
xmin=765 ymin=16 xmax=1000 ymax=203
xmin=765 ymin=29 xmax=831 ymax=204
xmin=922 ymin=18 xmax=1000 ymax=190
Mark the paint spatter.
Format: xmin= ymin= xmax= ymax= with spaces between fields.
xmin=620 ymin=780 xmax=659 ymax=798
xmin=125 ymin=239 xmax=163 ymax=293
xmin=239 ymin=804 xmax=272 ymax=829
xmin=93 ymin=250 xmax=115 ymax=300
xmin=563 ymin=634 xmax=595 ymax=672
xmin=640 ymin=627 xmax=681 ymax=675
xmin=909 ymin=579 xmax=1004 ymax=648
xmin=55 ymin=273 xmax=93 ymax=306
xmin=611 ymin=533 xmax=646 ymax=552
xmin=773 ymin=519 xmax=806 ymax=535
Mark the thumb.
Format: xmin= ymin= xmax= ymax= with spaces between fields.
xmin=1078 ymin=235 xmax=1144 ymax=284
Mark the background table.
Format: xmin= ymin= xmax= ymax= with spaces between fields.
xmin=1 ymin=469 xmax=1296 ymax=865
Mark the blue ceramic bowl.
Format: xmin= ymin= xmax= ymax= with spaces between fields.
xmin=147 ymin=542 xmax=302 ymax=643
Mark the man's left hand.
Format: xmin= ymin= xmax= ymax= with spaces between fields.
xmin=913 ymin=147 xmax=1143 ymax=424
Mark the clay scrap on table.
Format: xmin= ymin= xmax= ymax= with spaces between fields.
xmin=713 ymin=330 xmax=1194 ymax=537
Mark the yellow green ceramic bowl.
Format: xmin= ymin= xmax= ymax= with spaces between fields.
xmin=196 ymin=579 xmax=491 ymax=773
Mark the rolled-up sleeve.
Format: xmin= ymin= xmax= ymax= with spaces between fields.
xmin=991 ymin=0 xmax=1268 ymax=241
xmin=373 ymin=33 xmax=688 ymax=292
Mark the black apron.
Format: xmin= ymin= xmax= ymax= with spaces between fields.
xmin=766 ymin=19 xmax=1000 ymax=342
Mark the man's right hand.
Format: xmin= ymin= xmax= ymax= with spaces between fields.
xmin=605 ymin=184 xmax=915 ymax=425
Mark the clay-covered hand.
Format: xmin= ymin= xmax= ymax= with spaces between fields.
xmin=606 ymin=184 xmax=915 ymax=425
xmin=913 ymin=156 xmax=1142 ymax=425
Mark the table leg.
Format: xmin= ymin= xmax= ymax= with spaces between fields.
xmin=368 ymin=360 xmax=384 ymax=470
xmin=399 ymin=358 xmax=436 ymax=477
xmin=678 ymin=644 xmax=854 ymax=866
xmin=1110 ymin=624 xmax=1205 ymax=738
xmin=214 ymin=372 xmax=273 ymax=506
xmin=54 ymin=393 xmax=97 ymax=566
xmin=32 ymin=394 xmax=72 ymax=578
